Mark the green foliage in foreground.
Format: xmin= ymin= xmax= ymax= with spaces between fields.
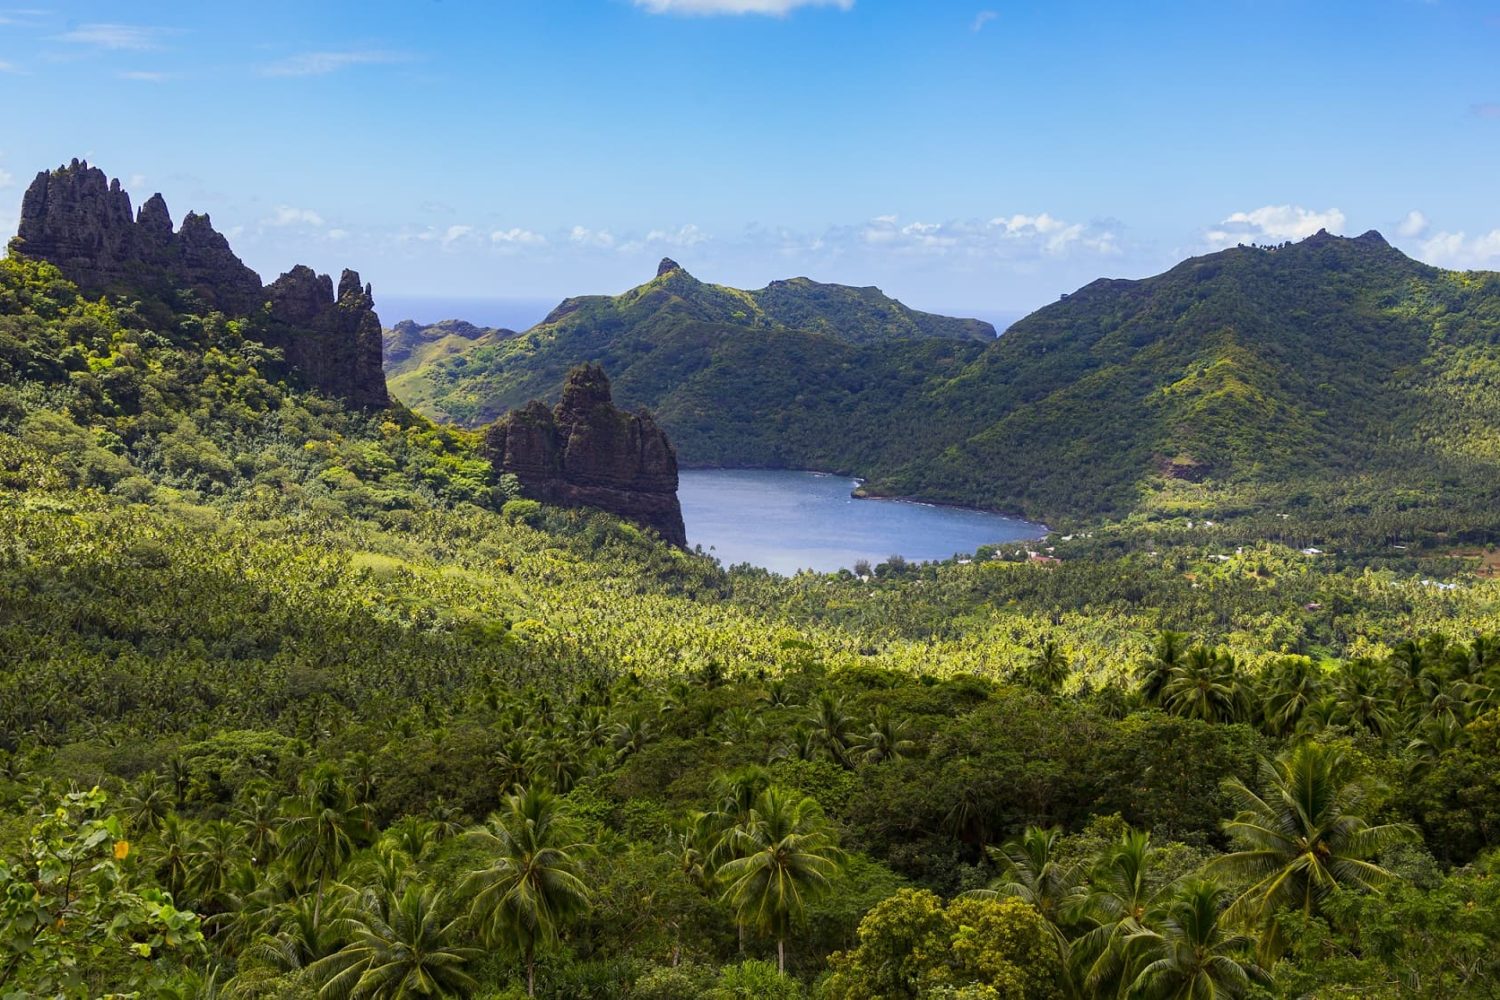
xmin=2 ymin=253 xmax=1500 ymax=996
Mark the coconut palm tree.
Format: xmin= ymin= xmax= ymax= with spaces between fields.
xmin=462 ymin=785 xmax=591 ymax=996
xmin=244 ymin=892 xmax=361 ymax=974
xmin=1027 ymin=638 xmax=1071 ymax=694
xmin=1331 ymin=658 xmax=1395 ymax=736
xmin=609 ymin=710 xmax=655 ymax=761
xmin=967 ymin=825 xmax=1080 ymax=953
xmin=1069 ymin=827 xmax=1174 ymax=997
xmin=278 ymin=765 xmax=360 ymax=923
xmin=1139 ymin=631 xmax=1190 ymax=706
xmin=1162 ymin=647 xmax=1243 ymax=724
xmin=233 ymin=786 xmax=281 ymax=866
xmin=381 ymin=816 xmax=442 ymax=863
xmin=852 ymin=707 xmax=916 ymax=764
xmin=770 ymin=725 xmax=819 ymax=764
xmin=717 ymin=785 xmax=844 ymax=975
xmin=1260 ymin=656 xmax=1325 ymax=736
xmin=148 ymin=813 xmax=196 ymax=901
xmin=121 ymin=770 xmax=171 ymax=835
xmin=308 ymin=885 xmax=480 ymax=999
xmin=1469 ymin=633 xmax=1498 ymax=684
xmin=1124 ymin=880 xmax=1267 ymax=999
xmin=1405 ymin=715 xmax=1468 ymax=777
xmin=190 ymin=819 xmax=248 ymax=911
xmin=806 ymin=693 xmax=858 ymax=768
xmin=1386 ymin=638 xmax=1433 ymax=720
xmin=1208 ymin=742 xmax=1416 ymax=956
xmin=699 ymin=767 xmax=773 ymax=872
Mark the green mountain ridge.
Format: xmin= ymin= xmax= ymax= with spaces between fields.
xmin=387 ymin=232 xmax=1500 ymax=532
xmin=382 ymin=259 xmax=996 ymax=428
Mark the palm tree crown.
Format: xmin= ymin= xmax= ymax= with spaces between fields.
xmin=717 ymin=784 xmax=844 ymax=974
xmin=308 ymin=885 xmax=480 ymax=1000
xmin=1125 ymin=880 xmax=1267 ymax=1000
xmin=1209 ymin=742 xmax=1416 ymax=954
xmin=461 ymin=785 xmax=591 ymax=996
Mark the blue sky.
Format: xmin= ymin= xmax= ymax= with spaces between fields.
xmin=2 ymin=0 xmax=1499 ymax=321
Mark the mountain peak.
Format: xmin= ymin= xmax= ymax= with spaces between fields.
xmin=11 ymin=160 xmax=389 ymax=408
xmin=657 ymin=257 xmax=683 ymax=278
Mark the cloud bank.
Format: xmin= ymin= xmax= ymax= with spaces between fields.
xmin=1419 ymin=229 xmax=1500 ymax=269
xmin=1205 ymin=205 xmax=1346 ymax=248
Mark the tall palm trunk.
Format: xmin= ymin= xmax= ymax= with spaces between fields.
xmin=526 ymin=944 xmax=536 ymax=996
xmin=778 ymin=937 xmax=786 ymax=975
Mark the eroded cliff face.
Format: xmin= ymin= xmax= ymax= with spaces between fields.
xmin=483 ymin=365 xmax=687 ymax=547
xmin=10 ymin=160 xmax=388 ymax=408
xmin=262 ymin=267 xmax=389 ymax=410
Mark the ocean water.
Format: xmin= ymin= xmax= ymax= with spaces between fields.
xmin=679 ymin=469 xmax=1044 ymax=575
xmin=377 ymin=295 xmax=559 ymax=332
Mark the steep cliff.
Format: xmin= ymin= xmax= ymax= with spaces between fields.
xmin=483 ymin=365 xmax=686 ymax=546
xmin=9 ymin=160 xmax=388 ymax=407
xmin=261 ymin=267 xmax=389 ymax=410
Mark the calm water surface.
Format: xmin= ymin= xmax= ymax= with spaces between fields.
xmin=679 ymin=469 xmax=1045 ymax=575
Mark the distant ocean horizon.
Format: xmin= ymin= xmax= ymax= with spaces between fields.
xmin=377 ymin=295 xmax=562 ymax=332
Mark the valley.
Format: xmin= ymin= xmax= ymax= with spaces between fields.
xmin=1 ymin=157 xmax=1497 ymax=1000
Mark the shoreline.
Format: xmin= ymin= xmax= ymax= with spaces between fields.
xmin=678 ymin=464 xmax=1050 ymax=539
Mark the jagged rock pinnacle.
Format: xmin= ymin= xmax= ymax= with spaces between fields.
xmin=483 ymin=364 xmax=687 ymax=547
xmin=10 ymin=160 xmax=389 ymax=408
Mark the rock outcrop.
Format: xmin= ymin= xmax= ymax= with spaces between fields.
xmin=13 ymin=159 xmax=263 ymax=314
xmin=482 ymin=365 xmax=686 ymax=546
xmin=9 ymin=160 xmax=388 ymax=407
xmin=261 ymin=267 xmax=389 ymax=410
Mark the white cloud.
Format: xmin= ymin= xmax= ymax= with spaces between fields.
xmin=0 ymin=9 xmax=47 ymax=27
xmin=260 ymin=50 xmax=409 ymax=78
xmin=0 ymin=60 xmax=22 ymax=74
xmin=265 ymin=206 xmax=324 ymax=228
xmin=634 ymin=0 xmax=852 ymax=15
xmin=326 ymin=228 xmax=349 ymax=241
xmin=1204 ymin=204 xmax=1345 ymax=248
xmin=52 ymin=23 xmax=170 ymax=51
xmin=0 ymin=168 xmax=13 ymax=189
xmin=119 ymin=70 xmax=170 ymax=82
xmin=645 ymin=224 xmax=706 ymax=247
xmin=1396 ymin=210 xmax=1428 ymax=238
xmin=491 ymin=227 xmax=547 ymax=246
xmin=972 ymin=10 xmax=998 ymax=31
xmin=1418 ymin=229 xmax=1500 ymax=269
xmin=856 ymin=213 xmax=1120 ymax=258
xmin=570 ymin=226 xmax=616 ymax=249
xmin=441 ymin=225 xmax=474 ymax=247
xmin=127 ymin=173 xmax=147 ymax=191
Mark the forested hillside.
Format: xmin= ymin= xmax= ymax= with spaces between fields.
xmin=382 ymin=259 xmax=995 ymax=430
xmin=390 ymin=233 xmax=1500 ymax=532
xmin=4 ymin=241 xmax=1500 ymax=997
